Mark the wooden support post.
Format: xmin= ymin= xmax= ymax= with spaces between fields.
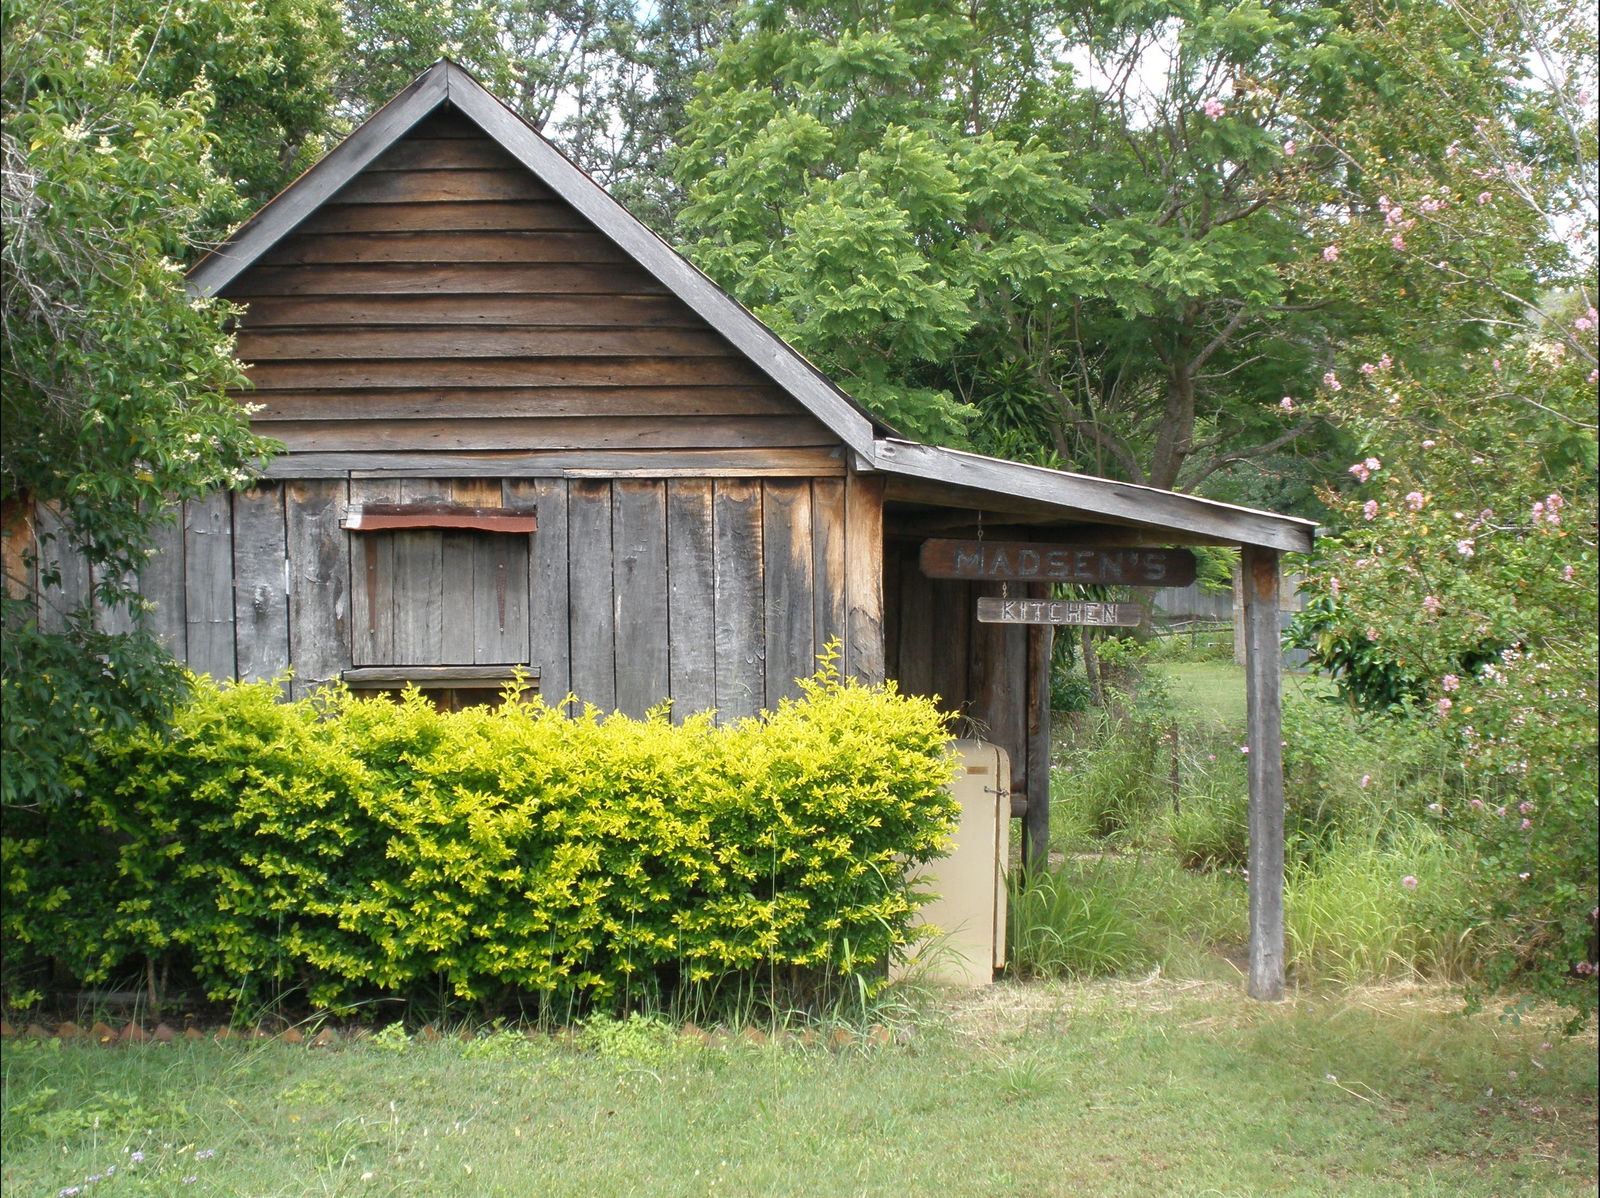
xmin=1023 ymin=615 xmax=1053 ymax=875
xmin=1242 ymin=544 xmax=1286 ymax=1001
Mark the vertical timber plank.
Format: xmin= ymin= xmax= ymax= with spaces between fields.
xmin=567 ymin=479 xmax=615 ymax=711
xmin=1023 ymin=595 xmax=1053 ymax=874
xmin=509 ymin=478 xmax=567 ymax=703
xmin=811 ymin=478 xmax=846 ymax=668
xmin=348 ymin=478 xmax=401 ymax=666
xmin=141 ymin=509 xmax=187 ymax=659
xmin=842 ymin=471 xmax=884 ymax=684
xmin=285 ymin=478 xmax=350 ymax=698
xmin=34 ymin=505 xmax=90 ymax=634
xmin=1 ymin=499 xmax=31 ymax=604
xmin=762 ymin=479 xmax=814 ymax=707
xmin=895 ymin=549 xmax=935 ymax=699
xmin=1243 ymin=544 xmax=1286 ymax=1001
xmin=713 ymin=480 xmax=764 ymax=720
xmin=232 ymin=483 xmax=291 ymax=687
xmin=666 ymin=479 xmax=716 ymax=720
xmin=184 ymin=491 xmax=236 ymax=681
xmin=613 ymin=480 xmax=669 ymax=717
xmin=394 ymin=478 xmax=449 ymax=664
xmin=929 ymin=578 xmax=970 ymax=715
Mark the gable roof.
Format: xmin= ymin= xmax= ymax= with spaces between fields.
xmin=190 ymin=60 xmax=1316 ymax=556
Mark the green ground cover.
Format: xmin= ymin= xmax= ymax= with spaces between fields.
xmin=3 ymin=983 xmax=1595 ymax=1198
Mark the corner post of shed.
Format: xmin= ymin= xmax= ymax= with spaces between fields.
xmin=1242 ymin=543 xmax=1286 ymax=1001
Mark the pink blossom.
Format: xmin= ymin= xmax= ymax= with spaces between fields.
xmin=1518 ymin=801 xmax=1534 ymax=815
xmin=1547 ymin=492 xmax=1565 ymax=511
xmin=1456 ymin=539 xmax=1475 ymax=558
xmin=1422 ymin=439 xmax=1437 ymax=449
xmin=1564 ymin=565 xmax=1575 ymax=581
xmin=1379 ymin=353 xmax=1393 ymax=370
xmin=1577 ymin=315 xmax=1595 ymax=332
xmin=1284 ymin=140 xmax=1296 ymax=156
xmin=1322 ymin=245 xmax=1340 ymax=262
xmin=1203 ymin=97 xmax=1226 ymax=118
xmin=1280 ymin=396 xmax=1295 ymax=411
xmin=1469 ymin=799 xmax=1484 ymax=811
xmin=1329 ymin=577 xmax=1341 ymax=598
xmin=1442 ymin=673 xmax=1459 ymax=692
xmin=1495 ymin=806 xmax=1506 ymax=818
xmin=1446 ymin=141 xmax=1460 ymax=159
xmin=1360 ymin=774 xmax=1371 ymax=788
xmin=1324 ymin=371 xmax=1342 ymax=391
xmin=1405 ymin=491 xmax=1425 ymax=511
xmin=1360 ymin=362 xmax=1377 ymax=375
xmin=1348 ymin=462 xmax=1370 ymax=483
xmin=1362 ymin=500 xmax=1379 ymax=521
xmin=1520 ymin=820 xmax=1532 ymax=831
xmin=1239 ymin=745 xmax=1250 ymax=754
xmin=1436 ymin=697 xmax=1453 ymax=715
xmin=1423 ymin=595 xmax=1441 ymax=615
xmin=1401 ymin=875 xmax=1419 ymax=891
xmin=1391 ymin=233 xmax=1406 ymax=251
xmin=1518 ymin=870 xmax=1531 ymax=879
xmin=1364 ymin=457 xmax=1381 ymax=471
xmin=1532 ymin=500 xmax=1546 ymax=522
xmin=1478 ymin=191 xmax=1494 ymax=205
xmin=1428 ymin=802 xmax=1443 ymax=813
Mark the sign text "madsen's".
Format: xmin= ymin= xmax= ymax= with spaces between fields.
xmin=919 ymin=540 xmax=1197 ymax=587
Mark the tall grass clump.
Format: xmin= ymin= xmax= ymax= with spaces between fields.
xmin=1285 ymin=823 xmax=1481 ymax=984
xmin=1008 ymin=863 xmax=1149 ymax=979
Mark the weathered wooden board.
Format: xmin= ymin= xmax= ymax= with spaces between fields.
xmin=33 ymin=505 xmax=89 ymax=634
xmin=331 ymin=168 xmax=555 ymax=205
xmin=232 ymin=483 xmax=290 ymax=686
xmin=239 ymin=326 xmax=735 ymax=360
xmin=140 ymin=510 xmax=187 ymax=658
xmin=257 ymin=230 xmax=631 ymax=267
xmin=894 ymin=548 xmax=935 ymax=699
xmin=975 ymin=597 xmax=1143 ymax=626
xmin=1243 ymin=544 xmax=1286 ymax=1002
xmin=508 ymin=477 xmax=569 ymax=703
xmin=666 ymin=479 xmax=717 ymax=721
xmin=250 ymin=387 xmax=799 ymax=422
xmin=304 ymin=200 xmax=591 ymax=234
xmin=567 ymin=479 xmax=615 ymax=711
xmin=810 ymin=478 xmax=847 ymax=664
xmin=264 ymin=448 xmax=848 ymax=480
xmin=762 ymin=479 xmax=815 ymax=706
xmin=239 ymin=294 xmax=705 ymax=329
xmin=843 ymin=472 xmax=885 ymax=684
xmin=612 ymin=480 xmax=669 ymax=717
xmin=263 ymin=416 xmax=833 ymax=454
xmin=230 ymin=262 xmax=670 ymax=298
xmin=348 ymin=478 xmax=402 ymax=667
xmin=392 ymin=478 xmax=452 ymax=664
xmin=920 ymin=539 xmax=1197 ymax=587
xmin=184 ymin=490 xmax=236 ymax=681
xmin=1 ymin=499 xmax=31 ymax=603
xmin=1024 ymin=616 xmax=1053 ymax=872
xmin=928 ymin=578 xmax=971 ymax=714
xmin=713 ymin=480 xmax=764 ymax=720
xmin=285 ymin=478 xmax=350 ymax=698
xmin=247 ymin=356 xmax=766 ymax=390
xmin=365 ymin=136 xmax=537 ymax=172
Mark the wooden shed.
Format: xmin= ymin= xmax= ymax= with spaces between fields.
xmin=15 ymin=61 xmax=1316 ymax=998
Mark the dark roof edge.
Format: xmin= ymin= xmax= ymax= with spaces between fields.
xmin=871 ymin=440 xmax=1317 ymax=554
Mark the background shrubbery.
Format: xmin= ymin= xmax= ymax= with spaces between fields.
xmin=1 ymin=666 xmax=958 ymax=1017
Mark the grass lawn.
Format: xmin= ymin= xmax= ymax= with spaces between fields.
xmin=1150 ymin=659 xmax=1337 ymax=728
xmin=4 ymin=981 xmax=1595 ymax=1197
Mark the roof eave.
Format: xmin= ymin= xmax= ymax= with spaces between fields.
xmin=872 ymin=439 xmax=1317 ymax=554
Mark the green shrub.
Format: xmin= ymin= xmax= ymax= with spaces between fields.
xmin=2 ymin=663 xmax=958 ymax=1014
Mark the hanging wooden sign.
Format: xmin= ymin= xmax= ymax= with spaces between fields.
xmin=976 ymin=598 xmax=1143 ymax=626
xmin=920 ymin=539 xmax=1196 ymax=587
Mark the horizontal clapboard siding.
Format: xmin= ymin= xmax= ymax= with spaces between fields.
xmin=219 ymin=105 xmax=834 ymax=461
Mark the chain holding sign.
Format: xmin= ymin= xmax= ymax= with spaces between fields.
xmin=976 ymin=598 xmax=1143 ymax=626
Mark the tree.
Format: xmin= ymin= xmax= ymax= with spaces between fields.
xmin=1 ymin=0 xmax=294 ymax=808
xmin=1290 ymin=0 xmax=1597 ymax=1023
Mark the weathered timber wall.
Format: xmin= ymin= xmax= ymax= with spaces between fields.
xmin=882 ymin=537 xmax=1050 ymax=833
xmin=222 ymin=106 xmax=836 ymax=464
xmin=11 ymin=474 xmax=881 ymax=718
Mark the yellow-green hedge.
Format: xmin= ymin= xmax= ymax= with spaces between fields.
xmin=2 ymin=663 xmax=958 ymax=1011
